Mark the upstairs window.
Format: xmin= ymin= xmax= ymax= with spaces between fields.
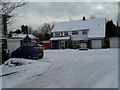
xmin=72 ymin=31 xmax=78 ymax=35
xmin=55 ymin=32 xmax=60 ymax=37
xmin=60 ymin=32 xmax=63 ymax=36
xmin=64 ymin=31 xmax=68 ymax=36
xmin=82 ymin=30 xmax=87 ymax=35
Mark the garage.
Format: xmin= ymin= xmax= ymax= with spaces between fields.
xmin=51 ymin=40 xmax=59 ymax=49
xmin=91 ymin=40 xmax=102 ymax=49
xmin=7 ymin=39 xmax=22 ymax=53
xmin=109 ymin=37 xmax=120 ymax=48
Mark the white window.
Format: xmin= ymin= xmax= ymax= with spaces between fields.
xmin=61 ymin=32 xmax=63 ymax=36
xmin=72 ymin=31 xmax=78 ymax=35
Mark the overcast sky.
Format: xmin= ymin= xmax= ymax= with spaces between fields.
xmin=10 ymin=2 xmax=118 ymax=31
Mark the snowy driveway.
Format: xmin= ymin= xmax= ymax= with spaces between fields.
xmin=2 ymin=49 xmax=118 ymax=88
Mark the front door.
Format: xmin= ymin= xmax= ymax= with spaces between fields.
xmin=65 ymin=41 xmax=68 ymax=48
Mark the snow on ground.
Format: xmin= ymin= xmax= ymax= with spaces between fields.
xmin=1 ymin=58 xmax=52 ymax=88
xmin=1 ymin=48 xmax=118 ymax=88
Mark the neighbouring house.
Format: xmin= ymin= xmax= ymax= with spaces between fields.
xmin=7 ymin=38 xmax=22 ymax=53
xmin=7 ymin=34 xmax=38 ymax=52
xmin=50 ymin=17 xmax=118 ymax=49
xmin=11 ymin=34 xmax=38 ymax=42
xmin=106 ymin=20 xmax=120 ymax=48
xmin=108 ymin=1 xmax=120 ymax=48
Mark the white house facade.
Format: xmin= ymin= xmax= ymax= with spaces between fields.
xmin=50 ymin=18 xmax=107 ymax=49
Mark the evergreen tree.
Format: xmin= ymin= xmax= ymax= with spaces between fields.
xmin=106 ymin=20 xmax=118 ymax=37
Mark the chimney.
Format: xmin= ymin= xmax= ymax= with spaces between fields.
xmin=83 ymin=16 xmax=86 ymax=21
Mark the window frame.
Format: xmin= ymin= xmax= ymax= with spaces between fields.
xmin=64 ymin=31 xmax=68 ymax=36
xmin=55 ymin=32 xmax=60 ymax=37
xmin=72 ymin=31 xmax=78 ymax=35
xmin=82 ymin=30 xmax=88 ymax=35
xmin=61 ymin=32 xmax=63 ymax=36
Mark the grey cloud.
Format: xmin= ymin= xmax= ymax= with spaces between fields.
xmin=11 ymin=2 xmax=118 ymax=30
xmin=21 ymin=2 xmax=93 ymax=18
xmin=22 ymin=2 xmax=117 ymax=18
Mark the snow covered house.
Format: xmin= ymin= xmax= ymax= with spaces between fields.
xmin=7 ymin=34 xmax=38 ymax=52
xmin=50 ymin=18 xmax=108 ymax=49
xmin=11 ymin=34 xmax=37 ymax=42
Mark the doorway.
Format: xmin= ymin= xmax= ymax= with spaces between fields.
xmin=60 ymin=40 xmax=68 ymax=49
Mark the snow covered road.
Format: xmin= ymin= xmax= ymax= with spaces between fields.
xmin=2 ymin=49 xmax=118 ymax=88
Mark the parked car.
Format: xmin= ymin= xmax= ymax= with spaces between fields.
xmin=11 ymin=45 xmax=44 ymax=59
xmin=79 ymin=43 xmax=88 ymax=50
xmin=36 ymin=43 xmax=46 ymax=50
xmin=39 ymin=45 xmax=46 ymax=50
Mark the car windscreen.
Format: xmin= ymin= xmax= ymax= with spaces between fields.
xmin=80 ymin=43 xmax=87 ymax=47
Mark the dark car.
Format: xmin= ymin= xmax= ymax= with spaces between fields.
xmin=11 ymin=45 xmax=44 ymax=59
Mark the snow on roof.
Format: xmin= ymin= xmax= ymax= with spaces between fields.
xmin=52 ymin=18 xmax=106 ymax=38
xmin=12 ymin=34 xmax=38 ymax=39
xmin=50 ymin=36 xmax=70 ymax=40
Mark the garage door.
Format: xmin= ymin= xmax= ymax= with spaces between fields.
xmin=92 ymin=40 xmax=102 ymax=49
xmin=52 ymin=40 xmax=59 ymax=49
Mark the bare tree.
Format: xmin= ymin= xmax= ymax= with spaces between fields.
xmin=0 ymin=1 xmax=27 ymax=24
xmin=28 ymin=26 xmax=34 ymax=34
xmin=34 ymin=23 xmax=55 ymax=41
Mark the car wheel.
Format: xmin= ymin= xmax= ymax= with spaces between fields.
xmin=38 ymin=56 xmax=43 ymax=59
xmin=11 ymin=54 xmax=15 ymax=58
xmin=27 ymin=55 xmax=33 ymax=59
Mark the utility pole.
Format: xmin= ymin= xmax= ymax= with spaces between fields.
xmin=2 ymin=14 xmax=11 ymax=36
xmin=2 ymin=14 xmax=11 ymax=49
xmin=2 ymin=14 xmax=7 ymax=36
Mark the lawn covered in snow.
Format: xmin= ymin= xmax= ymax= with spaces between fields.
xmin=1 ymin=48 xmax=118 ymax=88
